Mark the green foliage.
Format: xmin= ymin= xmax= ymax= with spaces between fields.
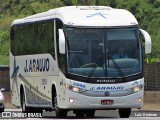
xmin=0 ymin=0 xmax=160 ymax=65
xmin=0 ymin=31 xmax=8 ymax=43
xmin=0 ymin=55 xmax=9 ymax=65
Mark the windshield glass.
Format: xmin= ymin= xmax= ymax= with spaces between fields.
xmin=66 ymin=27 xmax=142 ymax=79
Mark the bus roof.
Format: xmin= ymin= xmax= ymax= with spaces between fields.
xmin=11 ymin=6 xmax=138 ymax=27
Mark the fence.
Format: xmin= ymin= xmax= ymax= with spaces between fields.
xmin=0 ymin=66 xmax=9 ymax=91
xmin=144 ymin=62 xmax=160 ymax=91
xmin=0 ymin=64 xmax=160 ymax=91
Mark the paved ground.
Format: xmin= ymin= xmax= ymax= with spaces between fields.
xmin=3 ymin=92 xmax=17 ymax=109
xmin=3 ymin=91 xmax=160 ymax=111
xmin=1 ymin=109 xmax=160 ymax=120
xmin=141 ymin=91 xmax=160 ymax=111
xmin=2 ymin=91 xmax=160 ymax=120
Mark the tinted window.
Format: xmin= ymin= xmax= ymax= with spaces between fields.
xmin=11 ymin=21 xmax=55 ymax=58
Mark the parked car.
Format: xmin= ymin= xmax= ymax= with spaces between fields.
xmin=0 ymin=88 xmax=5 ymax=112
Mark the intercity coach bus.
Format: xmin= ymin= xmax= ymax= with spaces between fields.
xmin=10 ymin=6 xmax=151 ymax=118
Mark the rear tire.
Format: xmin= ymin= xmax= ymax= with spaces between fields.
xmin=119 ymin=108 xmax=131 ymax=118
xmin=54 ymin=96 xmax=67 ymax=118
xmin=21 ymin=90 xmax=43 ymax=113
xmin=21 ymin=91 xmax=30 ymax=113
xmin=21 ymin=89 xmax=43 ymax=115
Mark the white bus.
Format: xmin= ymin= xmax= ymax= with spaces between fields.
xmin=10 ymin=6 xmax=151 ymax=118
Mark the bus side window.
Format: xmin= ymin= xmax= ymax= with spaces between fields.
xmin=48 ymin=21 xmax=55 ymax=59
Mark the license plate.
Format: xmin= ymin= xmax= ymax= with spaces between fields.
xmin=101 ymin=100 xmax=114 ymax=105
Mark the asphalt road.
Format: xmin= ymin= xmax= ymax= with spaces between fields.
xmin=1 ymin=109 xmax=160 ymax=120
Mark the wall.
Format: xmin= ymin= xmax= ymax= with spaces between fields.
xmin=0 ymin=63 xmax=160 ymax=91
xmin=144 ymin=62 xmax=160 ymax=91
xmin=0 ymin=67 xmax=9 ymax=91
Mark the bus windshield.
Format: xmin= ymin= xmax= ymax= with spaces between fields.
xmin=66 ymin=27 xmax=142 ymax=79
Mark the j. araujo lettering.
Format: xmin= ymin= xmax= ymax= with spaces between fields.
xmin=24 ymin=58 xmax=50 ymax=72
xmin=90 ymin=86 xmax=124 ymax=91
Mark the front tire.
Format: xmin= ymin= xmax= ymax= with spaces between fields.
xmin=54 ymin=96 xmax=67 ymax=118
xmin=119 ymin=108 xmax=131 ymax=118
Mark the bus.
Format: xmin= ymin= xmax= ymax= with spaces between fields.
xmin=10 ymin=6 xmax=151 ymax=118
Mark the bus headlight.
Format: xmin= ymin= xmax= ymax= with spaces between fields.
xmin=64 ymin=83 xmax=86 ymax=93
xmin=64 ymin=83 xmax=72 ymax=89
xmin=132 ymin=85 xmax=143 ymax=93
xmin=72 ymin=87 xmax=80 ymax=92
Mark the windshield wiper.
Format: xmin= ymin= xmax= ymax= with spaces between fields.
xmin=87 ymin=53 xmax=106 ymax=79
xmin=87 ymin=52 xmax=127 ymax=82
xmin=108 ymin=52 xmax=127 ymax=82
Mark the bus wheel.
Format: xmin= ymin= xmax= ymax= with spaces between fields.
xmin=54 ymin=96 xmax=67 ymax=118
xmin=118 ymin=108 xmax=131 ymax=118
xmin=21 ymin=91 xmax=29 ymax=113
xmin=86 ymin=110 xmax=95 ymax=118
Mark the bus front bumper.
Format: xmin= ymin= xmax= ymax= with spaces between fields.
xmin=65 ymin=89 xmax=143 ymax=109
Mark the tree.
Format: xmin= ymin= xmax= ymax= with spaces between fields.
xmin=95 ymin=0 xmax=100 ymax=5
xmin=63 ymin=0 xmax=73 ymax=6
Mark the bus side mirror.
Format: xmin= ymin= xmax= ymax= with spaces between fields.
xmin=140 ymin=29 xmax=151 ymax=54
xmin=58 ymin=29 xmax=65 ymax=54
